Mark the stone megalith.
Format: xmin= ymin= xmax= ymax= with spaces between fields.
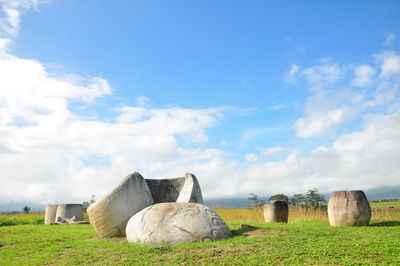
xmin=45 ymin=204 xmax=58 ymax=225
xmin=87 ymin=172 xmax=154 ymax=237
xmin=264 ymin=200 xmax=289 ymax=223
xmin=328 ymin=190 xmax=371 ymax=227
xmin=145 ymin=173 xmax=203 ymax=203
xmin=126 ymin=202 xmax=231 ymax=245
xmin=55 ymin=204 xmax=83 ymax=222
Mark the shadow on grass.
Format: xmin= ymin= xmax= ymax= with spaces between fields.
xmin=230 ymin=224 xmax=259 ymax=236
xmin=369 ymin=221 xmax=400 ymax=227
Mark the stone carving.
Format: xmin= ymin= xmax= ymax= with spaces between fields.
xmin=54 ymin=215 xmax=89 ymax=224
xmin=126 ymin=202 xmax=231 ymax=244
xmin=87 ymin=172 xmax=154 ymax=237
xmin=264 ymin=200 xmax=289 ymax=223
xmin=88 ymin=172 xmax=204 ymax=238
xmin=44 ymin=204 xmax=84 ymax=225
xmin=328 ymin=190 xmax=371 ymax=227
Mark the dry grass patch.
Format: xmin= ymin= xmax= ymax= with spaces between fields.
xmin=215 ymin=204 xmax=400 ymax=223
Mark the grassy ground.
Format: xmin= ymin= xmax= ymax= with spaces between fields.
xmin=1 ymin=220 xmax=399 ymax=265
xmin=370 ymin=201 xmax=400 ymax=207
xmin=0 ymin=205 xmax=399 ymax=265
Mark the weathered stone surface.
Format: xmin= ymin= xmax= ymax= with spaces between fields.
xmin=263 ymin=200 xmax=289 ymax=223
xmin=328 ymin=190 xmax=371 ymax=227
xmin=126 ymin=202 xmax=230 ymax=245
xmin=87 ymin=172 xmax=154 ymax=237
xmin=45 ymin=204 xmax=86 ymax=225
xmin=145 ymin=173 xmax=203 ymax=203
xmin=55 ymin=204 xmax=83 ymax=222
xmin=55 ymin=216 xmax=68 ymax=224
xmin=44 ymin=204 xmax=58 ymax=225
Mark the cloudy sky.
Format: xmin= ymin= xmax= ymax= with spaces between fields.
xmin=0 ymin=0 xmax=399 ymax=204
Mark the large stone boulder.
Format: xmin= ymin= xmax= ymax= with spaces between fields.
xmin=126 ymin=202 xmax=231 ymax=245
xmin=328 ymin=190 xmax=371 ymax=227
xmin=87 ymin=172 xmax=154 ymax=237
xmin=145 ymin=173 xmax=203 ymax=203
xmin=264 ymin=200 xmax=289 ymax=223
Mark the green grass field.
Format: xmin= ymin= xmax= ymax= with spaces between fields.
xmin=370 ymin=201 xmax=400 ymax=207
xmin=1 ymin=206 xmax=399 ymax=265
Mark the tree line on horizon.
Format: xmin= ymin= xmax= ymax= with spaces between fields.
xmin=248 ymin=188 xmax=326 ymax=209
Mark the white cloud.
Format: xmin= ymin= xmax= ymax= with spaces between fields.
xmin=227 ymin=109 xmax=400 ymax=196
xmin=244 ymin=146 xmax=284 ymax=162
xmin=0 ymin=0 xmax=46 ymax=37
xmin=258 ymin=146 xmax=284 ymax=156
xmin=295 ymin=108 xmax=348 ymax=138
xmin=135 ymin=96 xmax=150 ymax=107
xmin=1 ymin=45 xmax=400 ymax=202
xmin=384 ymin=33 xmax=396 ymax=47
xmin=294 ymin=88 xmax=364 ymax=138
xmin=0 ymin=37 xmax=11 ymax=52
xmin=0 ymin=46 xmax=230 ymax=203
xmin=268 ymin=103 xmax=286 ymax=111
xmin=284 ymin=64 xmax=299 ymax=84
xmin=0 ymin=53 xmax=113 ymax=126
xmin=1 ymin=1 xmax=400 ymax=204
xmin=376 ymin=51 xmax=400 ymax=78
xmin=291 ymin=51 xmax=400 ymax=139
xmin=300 ymin=60 xmax=343 ymax=89
xmin=352 ymin=64 xmax=376 ymax=87
xmin=241 ymin=127 xmax=278 ymax=143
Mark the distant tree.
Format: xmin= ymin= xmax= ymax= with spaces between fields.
xmin=248 ymin=193 xmax=266 ymax=208
xmin=304 ymin=188 xmax=326 ymax=208
xmin=22 ymin=206 xmax=30 ymax=214
xmin=248 ymin=193 xmax=258 ymax=207
xmin=269 ymin=194 xmax=289 ymax=202
xmin=290 ymin=194 xmax=305 ymax=206
xmin=82 ymin=195 xmax=96 ymax=211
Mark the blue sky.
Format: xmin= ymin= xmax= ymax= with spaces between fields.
xmin=0 ymin=0 xmax=400 ymax=202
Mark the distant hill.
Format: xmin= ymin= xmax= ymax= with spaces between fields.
xmin=364 ymin=185 xmax=400 ymax=200
xmin=204 ymin=197 xmax=255 ymax=208
xmin=0 ymin=201 xmax=45 ymax=214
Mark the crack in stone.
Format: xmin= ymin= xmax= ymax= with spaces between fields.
xmin=174 ymin=225 xmax=196 ymax=238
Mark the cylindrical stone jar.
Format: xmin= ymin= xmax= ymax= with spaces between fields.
xmin=263 ymin=200 xmax=289 ymax=223
xmin=55 ymin=204 xmax=83 ymax=221
xmin=44 ymin=204 xmax=59 ymax=225
xmin=328 ymin=190 xmax=371 ymax=227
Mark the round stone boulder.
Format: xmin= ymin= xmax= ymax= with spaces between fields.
xmin=126 ymin=202 xmax=231 ymax=245
xmin=328 ymin=190 xmax=371 ymax=227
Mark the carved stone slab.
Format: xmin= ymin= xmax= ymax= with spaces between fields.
xmin=145 ymin=173 xmax=203 ymax=203
xmin=87 ymin=172 xmax=154 ymax=237
xmin=44 ymin=204 xmax=59 ymax=225
xmin=126 ymin=202 xmax=231 ymax=245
